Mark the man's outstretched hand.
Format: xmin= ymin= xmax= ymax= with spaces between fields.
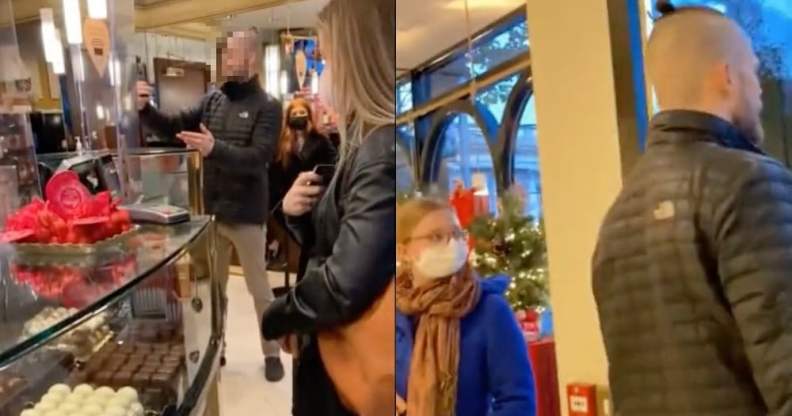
xmin=177 ymin=123 xmax=216 ymax=157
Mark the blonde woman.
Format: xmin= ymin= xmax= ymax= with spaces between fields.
xmin=260 ymin=0 xmax=395 ymax=415
xmin=396 ymin=198 xmax=536 ymax=416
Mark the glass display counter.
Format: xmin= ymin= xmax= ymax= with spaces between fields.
xmin=0 ymin=216 xmax=221 ymax=416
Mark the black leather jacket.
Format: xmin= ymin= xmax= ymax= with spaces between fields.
xmin=594 ymin=110 xmax=792 ymax=416
xmin=261 ymin=126 xmax=395 ymax=415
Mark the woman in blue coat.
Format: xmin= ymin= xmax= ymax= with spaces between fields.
xmin=396 ymin=198 xmax=536 ymax=416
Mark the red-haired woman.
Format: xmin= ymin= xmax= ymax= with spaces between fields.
xmin=269 ymin=98 xmax=337 ymax=276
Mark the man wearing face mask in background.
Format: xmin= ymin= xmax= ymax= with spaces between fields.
xmin=593 ymin=3 xmax=792 ymax=415
xmin=136 ymin=28 xmax=285 ymax=382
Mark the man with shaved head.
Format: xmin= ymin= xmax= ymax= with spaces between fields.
xmin=593 ymin=2 xmax=792 ymax=415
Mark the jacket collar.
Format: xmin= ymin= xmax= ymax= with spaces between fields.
xmin=649 ymin=110 xmax=764 ymax=155
xmin=221 ymin=75 xmax=261 ymax=101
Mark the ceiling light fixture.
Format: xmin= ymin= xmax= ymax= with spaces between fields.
xmin=63 ymin=0 xmax=83 ymax=45
xmin=87 ymin=0 xmax=107 ymax=20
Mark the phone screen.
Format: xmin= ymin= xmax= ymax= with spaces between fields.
xmin=313 ymin=164 xmax=336 ymax=185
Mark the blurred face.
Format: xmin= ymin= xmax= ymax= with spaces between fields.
xmin=398 ymin=208 xmax=467 ymax=276
xmin=729 ymin=37 xmax=764 ymax=144
xmin=223 ymin=32 xmax=255 ymax=80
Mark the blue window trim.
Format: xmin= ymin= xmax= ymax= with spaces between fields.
xmin=627 ymin=0 xmax=649 ymax=150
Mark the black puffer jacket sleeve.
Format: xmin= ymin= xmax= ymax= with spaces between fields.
xmin=716 ymin=158 xmax=792 ymax=415
xmin=139 ymin=95 xmax=208 ymax=139
xmin=261 ymin=132 xmax=396 ymax=339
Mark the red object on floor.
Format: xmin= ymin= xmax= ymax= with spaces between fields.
xmin=529 ymin=338 xmax=561 ymax=416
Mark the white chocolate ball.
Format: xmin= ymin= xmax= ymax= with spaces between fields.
xmin=95 ymin=386 xmax=115 ymax=397
xmin=73 ymin=384 xmax=94 ymax=396
xmin=20 ymin=409 xmax=40 ymax=416
xmin=105 ymin=406 xmax=127 ymax=416
xmin=116 ymin=387 xmax=138 ymax=403
xmin=81 ymin=404 xmax=103 ymax=415
xmin=59 ymin=401 xmax=80 ymax=413
xmin=107 ymin=396 xmax=130 ymax=409
xmin=48 ymin=384 xmax=71 ymax=395
xmin=40 ymin=392 xmax=64 ymax=404
xmin=129 ymin=402 xmax=144 ymax=415
xmin=42 ymin=411 xmax=60 ymax=416
xmin=88 ymin=392 xmax=110 ymax=407
xmin=34 ymin=402 xmax=56 ymax=413
xmin=62 ymin=394 xmax=84 ymax=405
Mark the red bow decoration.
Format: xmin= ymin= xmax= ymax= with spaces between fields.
xmin=1 ymin=172 xmax=131 ymax=244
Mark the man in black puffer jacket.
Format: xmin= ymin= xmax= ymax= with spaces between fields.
xmin=594 ymin=4 xmax=792 ymax=416
xmin=136 ymin=29 xmax=285 ymax=381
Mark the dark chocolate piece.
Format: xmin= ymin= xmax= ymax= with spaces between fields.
xmin=151 ymin=373 xmax=171 ymax=388
xmin=113 ymin=371 xmax=133 ymax=387
xmin=132 ymin=372 xmax=151 ymax=388
xmin=96 ymin=371 xmax=115 ymax=385
xmin=118 ymin=344 xmax=136 ymax=355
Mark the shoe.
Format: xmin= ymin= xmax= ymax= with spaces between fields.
xmin=265 ymin=356 xmax=285 ymax=382
xmin=220 ymin=355 xmax=226 ymax=367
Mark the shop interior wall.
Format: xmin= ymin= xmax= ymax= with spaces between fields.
xmin=15 ymin=22 xmax=218 ymax=112
xmin=525 ymin=0 xmax=626 ymax=414
xmin=130 ymin=32 xmax=217 ymax=85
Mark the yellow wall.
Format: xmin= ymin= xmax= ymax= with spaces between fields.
xmin=525 ymin=1 xmax=624 ymax=414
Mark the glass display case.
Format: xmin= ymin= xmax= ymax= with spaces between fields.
xmin=0 ymin=216 xmax=221 ymax=416
xmin=0 ymin=148 xmax=221 ymax=416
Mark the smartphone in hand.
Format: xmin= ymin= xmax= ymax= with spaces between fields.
xmin=312 ymin=164 xmax=336 ymax=185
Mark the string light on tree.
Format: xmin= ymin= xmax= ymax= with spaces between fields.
xmin=466 ymin=186 xmax=549 ymax=310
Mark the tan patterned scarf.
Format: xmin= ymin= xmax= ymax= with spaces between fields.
xmin=396 ymin=266 xmax=481 ymax=416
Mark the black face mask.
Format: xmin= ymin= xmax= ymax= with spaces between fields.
xmin=288 ymin=116 xmax=309 ymax=130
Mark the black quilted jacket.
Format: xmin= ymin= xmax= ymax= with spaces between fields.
xmin=140 ymin=76 xmax=282 ymax=224
xmin=593 ymin=110 xmax=792 ymax=416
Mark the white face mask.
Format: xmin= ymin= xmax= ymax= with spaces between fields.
xmin=413 ymin=238 xmax=469 ymax=279
xmin=318 ymin=66 xmax=335 ymax=111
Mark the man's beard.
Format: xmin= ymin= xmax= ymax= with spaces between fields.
xmin=734 ymin=106 xmax=764 ymax=146
xmin=737 ymin=117 xmax=764 ymax=146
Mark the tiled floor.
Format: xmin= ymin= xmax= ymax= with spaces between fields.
xmin=219 ymin=268 xmax=292 ymax=415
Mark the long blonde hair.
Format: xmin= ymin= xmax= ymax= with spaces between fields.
xmin=318 ymin=0 xmax=395 ymax=160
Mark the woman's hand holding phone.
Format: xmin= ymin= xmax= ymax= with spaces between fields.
xmin=283 ymin=171 xmax=324 ymax=216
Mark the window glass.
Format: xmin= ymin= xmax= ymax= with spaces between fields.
xmin=417 ymin=14 xmax=528 ymax=104
xmin=396 ymin=123 xmax=416 ymax=194
xmin=397 ymin=79 xmax=413 ymax=115
xmin=475 ymin=73 xmax=521 ymax=124
xmin=513 ymin=95 xmax=542 ymax=220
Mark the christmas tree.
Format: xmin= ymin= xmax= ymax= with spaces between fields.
xmin=467 ymin=187 xmax=549 ymax=310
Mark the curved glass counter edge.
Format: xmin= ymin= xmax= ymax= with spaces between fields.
xmin=0 ymin=216 xmax=212 ymax=369
xmin=178 ymin=336 xmax=221 ymax=416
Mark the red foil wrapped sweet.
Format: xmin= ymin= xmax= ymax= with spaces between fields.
xmin=1 ymin=172 xmax=132 ymax=245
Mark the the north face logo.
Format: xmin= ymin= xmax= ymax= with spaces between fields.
xmin=653 ymin=200 xmax=675 ymax=220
